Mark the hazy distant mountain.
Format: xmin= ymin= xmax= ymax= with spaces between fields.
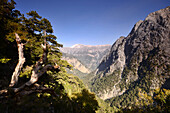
xmin=89 ymin=6 xmax=170 ymax=108
xmin=60 ymin=44 xmax=111 ymax=76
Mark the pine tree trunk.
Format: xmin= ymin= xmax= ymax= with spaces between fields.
xmin=26 ymin=30 xmax=48 ymax=86
xmin=9 ymin=33 xmax=25 ymax=87
xmin=25 ymin=64 xmax=52 ymax=86
xmin=42 ymin=30 xmax=47 ymax=64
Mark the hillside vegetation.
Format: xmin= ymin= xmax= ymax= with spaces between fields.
xmin=0 ymin=0 xmax=114 ymax=112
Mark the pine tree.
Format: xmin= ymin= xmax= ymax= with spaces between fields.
xmin=0 ymin=1 xmax=101 ymax=113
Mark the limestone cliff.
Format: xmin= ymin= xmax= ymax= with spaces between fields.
xmin=62 ymin=55 xmax=90 ymax=74
xmin=91 ymin=6 xmax=170 ymax=103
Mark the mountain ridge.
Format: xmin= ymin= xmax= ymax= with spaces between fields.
xmin=70 ymin=44 xmax=111 ymax=48
xmin=60 ymin=44 xmax=112 ymax=76
xmin=90 ymin=6 xmax=170 ymax=107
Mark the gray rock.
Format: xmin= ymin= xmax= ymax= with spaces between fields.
xmin=91 ymin=6 xmax=170 ymax=100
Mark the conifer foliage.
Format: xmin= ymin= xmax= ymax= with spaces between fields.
xmin=0 ymin=1 xmax=100 ymax=113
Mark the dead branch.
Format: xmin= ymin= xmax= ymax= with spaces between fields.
xmin=9 ymin=33 xmax=25 ymax=87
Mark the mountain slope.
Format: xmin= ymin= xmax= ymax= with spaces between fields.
xmin=90 ymin=6 xmax=170 ymax=107
xmin=62 ymin=53 xmax=90 ymax=78
xmin=60 ymin=44 xmax=111 ymax=76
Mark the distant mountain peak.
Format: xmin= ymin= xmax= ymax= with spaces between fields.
xmin=70 ymin=44 xmax=111 ymax=48
xmin=71 ymin=44 xmax=85 ymax=48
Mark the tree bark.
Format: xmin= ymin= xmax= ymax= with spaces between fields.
xmin=9 ymin=33 xmax=25 ymax=87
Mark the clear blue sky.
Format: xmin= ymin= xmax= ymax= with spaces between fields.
xmin=15 ymin=0 xmax=169 ymax=47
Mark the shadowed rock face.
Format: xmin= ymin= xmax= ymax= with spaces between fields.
xmin=91 ymin=7 xmax=170 ymax=100
xmin=95 ymin=36 xmax=126 ymax=77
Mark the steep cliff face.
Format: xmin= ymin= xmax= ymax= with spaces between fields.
xmin=95 ymin=36 xmax=126 ymax=77
xmin=91 ymin=6 xmax=170 ymax=103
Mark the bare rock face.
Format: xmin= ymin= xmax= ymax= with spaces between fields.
xmin=95 ymin=36 xmax=126 ymax=77
xmin=91 ymin=7 xmax=170 ymax=101
xmin=60 ymin=44 xmax=111 ymax=75
xmin=62 ymin=55 xmax=90 ymax=74
xmin=60 ymin=45 xmax=111 ymax=78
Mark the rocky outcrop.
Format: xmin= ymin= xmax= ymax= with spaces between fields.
xmin=95 ymin=36 xmax=126 ymax=77
xmin=91 ymin=6 xmax=170 ymax=101
xmin=62 ymin=55 xmax=90 ymax=74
